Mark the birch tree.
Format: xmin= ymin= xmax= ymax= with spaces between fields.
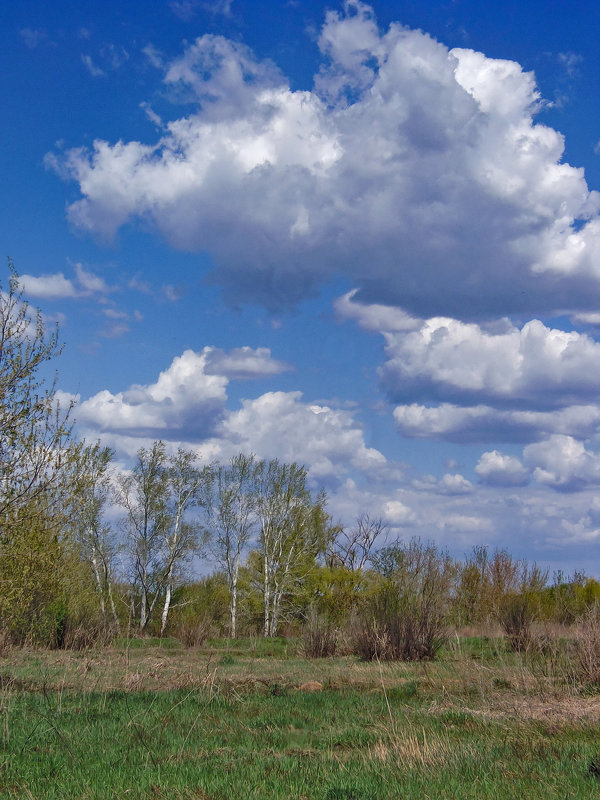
xmin=116 ymin=441 xmax=169 ymax=631
xmin=255 ymin=459 xmax=328 ymax=637
xmin=159 ymin=448 xmax=211 ymax=636
xmin=117 ymin=442 xmax=211 ymax=634
xmin=209 ymin=452 xmax=256 ymax=638
xmin=69 ymin=441 xmax=119 ymax=629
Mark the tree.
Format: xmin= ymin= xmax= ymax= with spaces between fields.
xmin=0 ymin=262 xmax=73 ymax=530
xmin=159 ymin=448 xmax=211 ymax=636
xmin=328 ymin=513 xmax=388 ymax=572
xmin=0 ymin=263 xmax=80 ymax=645
xmin=116 ymin=441 xmax=169 ymax=631
xmin=68 ymin=441 xmax=119 ymax=630
xmin=208 ymin=452 xmax=257 ymax=638
xmin=255 ymin=459 xmax=329 ymax=637
xmin=116 ymin=441 xmax=210 ymax=634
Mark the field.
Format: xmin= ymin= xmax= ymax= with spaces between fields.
xmin=1 ymin=636 xmax=600 ymax=799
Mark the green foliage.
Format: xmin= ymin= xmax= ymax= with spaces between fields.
xmin=0 ymin=502 xmax=101 ymax=647
xmin=166 ymin=574 xmax=229 ymax=641
xmin=0 ymin=262 xmax=73 ymax=525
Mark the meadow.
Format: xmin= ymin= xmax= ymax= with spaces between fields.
xmin=1 ymin=635 xmax=600 ymax=799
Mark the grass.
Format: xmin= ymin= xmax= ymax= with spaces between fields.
xmin=1 ymin=636 xmax=600 ymax=798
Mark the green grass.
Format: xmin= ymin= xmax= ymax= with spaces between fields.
xmin=1 ymin=638 xmax=600 ymax=798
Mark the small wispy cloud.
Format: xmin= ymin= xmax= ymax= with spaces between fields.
xmin=170 ymin=0 xmax=233 ymax=21
xmin=81 ymin=54 xmax=105 ymax=77
xmin=558 ymin=51 xmax=583 ymax=79
xmin=20 ymin=28 xmax=48 ymax=49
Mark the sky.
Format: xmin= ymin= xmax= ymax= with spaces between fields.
xmin=2 ymin=0 xmax=600 ymax=575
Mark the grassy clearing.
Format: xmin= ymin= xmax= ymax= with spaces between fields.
xmin=1 ymin=637 xmax=600 ymax=798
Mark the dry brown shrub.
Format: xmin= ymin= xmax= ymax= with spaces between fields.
xmin=571 ymin=605 xmax=600 ymax=687
xmin=62 ymin=619 xmax=115 ymax=651
xmin=174 ymin=615 xmax=213 ymax=648
xmin=302 ymin=609 xmax=337 ymax=658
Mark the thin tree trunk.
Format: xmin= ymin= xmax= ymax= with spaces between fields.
xmin=160 ymin=581 xmax=172 ymax=637
xmin=90 ymin=546 xmax=106 ymax=617
xmin=230 ymin=560 xmax=239 ymax=639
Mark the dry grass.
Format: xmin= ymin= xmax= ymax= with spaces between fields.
xmin=2 ymin=632 xmax=600 ymax=729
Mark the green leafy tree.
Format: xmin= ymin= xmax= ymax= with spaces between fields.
xmin=255 ymin=459 xmax=329 ymax=637
xmin=0 ymin=262 xmax=73 ymax=530
xmin=0 ymin=263 xmax=79 ymax=645
xmin=208 ymin=452 xmax=257 ymax=638
xmin=67 ymin=441 xmax=119 ymax=630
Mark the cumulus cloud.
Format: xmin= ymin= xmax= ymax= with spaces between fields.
xmin=412 ymin=472 xmax=474 ymax=495
xmin=75 ymin=347 xmax=385 ymax=487
xmin=19 ymin=272 xmax=78 ymax=299
xmin=524 ymin=435 xmax=600 ymax=492
xmin=221 ymin=391 xmax=387 ymax=483
xmin=475 ymin=450 xmax=530 ymax=487
xmin=380 ymin=316 xmax=600 ymax=409
xmin=338 ymin=291 xmax=600 ymax=444
xmin=47 ymin=1 xmax=600 ymax=317
xmin=76 ymin=349 xmax=229 ymax=439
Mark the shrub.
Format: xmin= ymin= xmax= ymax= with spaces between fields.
xmin=500 ymin=593 xmax=535 ymax=652
xmin=353 ymin=539 xmax=456 ymax=661
xmin=174 ymin=615 xmax=213 ymax=648
xmin=571 ymin=604 xmax=600 ymax=687
xmin=302 ymin=608 xmax=337 ymax=658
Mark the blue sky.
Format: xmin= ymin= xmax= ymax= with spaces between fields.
xmin=2 ymin=0 xmax=600 ymax=573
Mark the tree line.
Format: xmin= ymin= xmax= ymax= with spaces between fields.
xmin=1 ymin=264 xmax=599 ymax=656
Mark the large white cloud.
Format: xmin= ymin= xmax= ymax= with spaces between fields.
xmin=76 ymin=348 xmax=229 ymax=439
xmin=220 ymin=390 xmax=387 ymax=484
xmin=380 ymin=316 xmax=600 ymax=408
xmin=524 ymin=435 xmax=600 ymax=492
xmin=393 ymin=403 xmax=600 ymax=443
xmin=75 ymin=349 xmax=388 ymax=488
xmin=47 ymin=1 xmax=600 ymax=318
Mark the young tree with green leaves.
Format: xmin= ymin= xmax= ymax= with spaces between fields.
xmin=0 ymin=262 xmax=73 ymax=530
xmin=208 ymin=452 xmax=257 ymax=638
xmin=255 ymin=459 xmax=330 ymax=637
xmin=117 ymin=442 xmax=211 ymax=633
xmin=67 ymin=441 xmax=119 ymax=630
xmin=159 ymin=448 xmax=211 ymax=636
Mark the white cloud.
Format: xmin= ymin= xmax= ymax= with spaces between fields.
xmin=380 ymin=316 xmax=600 ymax=408
xmin=203 ymin=346 xmax=291 ymax=379
xmin=81 ymin=54 xmax=105 ymax=77
xmin=74 ymin=263 xmax=111 ymax=294
xmin=383 ymin=499 xmax=416 ymax=526
xmin=19 ymin=264 xmax=111 ymax=300
xmin=443 ymin=514 xmax=493 ymax=534
xmin=524 ymin=435 xmax=600 ymax=492
xmin=338 ymin=291 xmax=600 ymax=444
xmin=76 ymin=349 xmax=228 ymax=439
xmin=412 ymin=472 xmax=474 ymax=495
xmin=20 ymin=28 xmax=48 ymax=49
xmin=221 ymin=391 xmax=387 ymax=483
xmin=19 ymin=272 xmax=78 ymax=299
xmin=475 ymin=450 xmax=530 ymax=487
xmin=393 ymin=403 xmax=600 ymax=443
xmin=74 ymin=349 xmax=385 ymax=488
xmin=49 ymin=1 xmax=600 ymax=317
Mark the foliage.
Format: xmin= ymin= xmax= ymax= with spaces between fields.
xmin=0 ymin=264 xmax=73 ymax=520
